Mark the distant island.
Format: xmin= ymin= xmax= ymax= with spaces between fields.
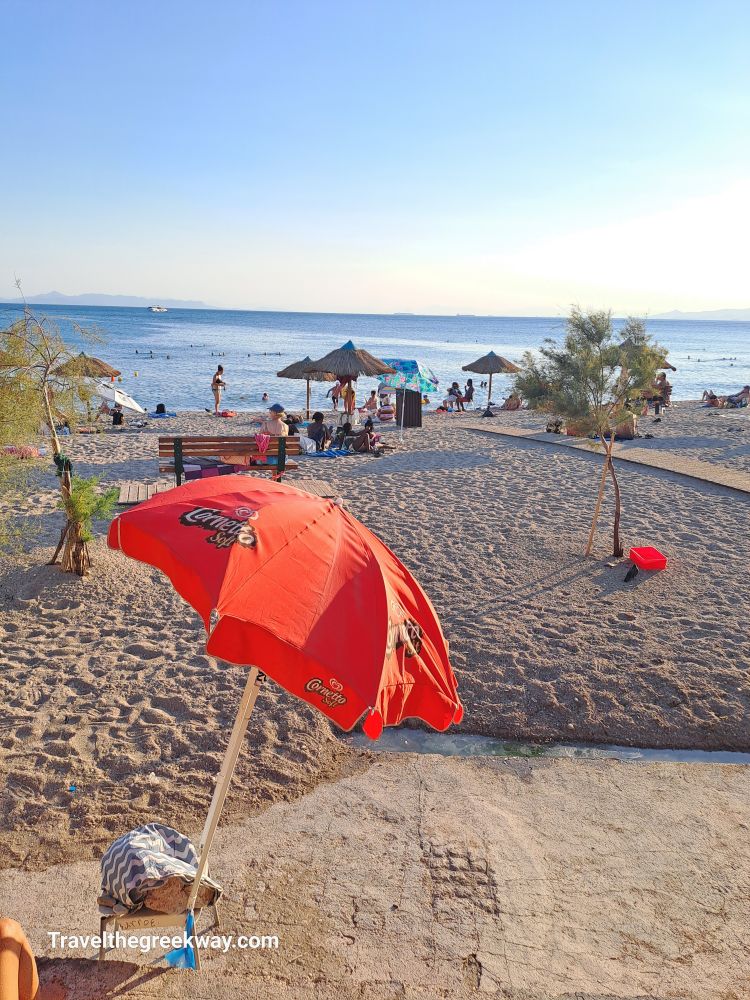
xmin=654 ymin=307 xmax=750 ymax=322
xmin=6 ymin=291 xmax=210 ymax=309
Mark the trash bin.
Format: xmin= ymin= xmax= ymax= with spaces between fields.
xmin=396 ymin=389 xmax=422 ymax=429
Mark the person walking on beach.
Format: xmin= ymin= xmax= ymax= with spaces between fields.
xmin=327 ymin=380 xmax=341 ymax=411
xmin=211 ymin=365 xmax=226 ymax=415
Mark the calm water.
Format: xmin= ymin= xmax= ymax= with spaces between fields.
xmin=1 ymin=303 xmax=748 ymax=413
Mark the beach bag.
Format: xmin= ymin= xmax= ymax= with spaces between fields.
xmin=100 ymin=822 xmax=222 ymax=913
xmin=219 ymin=410 xmax=236 ymax=418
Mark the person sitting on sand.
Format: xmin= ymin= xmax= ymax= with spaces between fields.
xmin=352 ymin=423 xmax=384 ymax=455
xmin=377 ymin=394 xmax=395 ymax=422
xmin=727 ymin=385 xmax=750 ymax=407
xmin=701 ymin=386 xmax=750 ymax=408
xmin=260 ymin=403 xmax=289 ymax=436
xmin=333 ymin=421 xmax=353 ymax=448
xmin=284 ymin=413 xmax=303 ymax=435
xmin=499 ymin=393 xmax=522 ymax=411
xmin=0 ymin=917 xmax=39 ymax=1000
xmin=111 ymin=403 xmax=125 ymax=428
xmin=306 ymin=411 xmax=330 ymax=451
xmin=462 ymin=379 xmax=475 ymax=406
xmin=359 ymin=390 xmax=378 ymax=415
xmin=211 ymin=365 xmax=226 ymax=415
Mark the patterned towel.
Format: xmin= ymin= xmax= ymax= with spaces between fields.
xmin=100 ymin=822 xmax=222 ymax=911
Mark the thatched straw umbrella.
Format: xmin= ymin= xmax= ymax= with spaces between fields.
xmin=277 ymin=356 xmax=336 ymax=419
xmin=619 ymin=338 xmax=677 ymax=372
xmin=53 ymin=352 xmax=121 ymax=379
xmin=462 ymin=351 xmax=521 ymax=416
xmin=52 ymin=353 xmax=123 ymax=423
xmin=304 ymin=341 xmax=395 ymax=416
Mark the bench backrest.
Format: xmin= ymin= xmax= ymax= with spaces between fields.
xmin=158 ymin=435 xmax=301 ymax=483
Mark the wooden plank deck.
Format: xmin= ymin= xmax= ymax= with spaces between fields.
xmin=286 ymin=478 xmax=338 ymax=498
xmin=118 ymin=478 xmax=338 ymax=505
xmin=462 ymin=422 xmax=750 ymax=495
xmin=117 ymin=482 xmax=173 ymax=505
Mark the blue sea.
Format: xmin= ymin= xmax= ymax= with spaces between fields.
xmin=1 ymin=303 xmax=748 ymax=413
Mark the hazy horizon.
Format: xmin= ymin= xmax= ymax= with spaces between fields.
xmin=3 ymin=1 xmax=749 ymax=315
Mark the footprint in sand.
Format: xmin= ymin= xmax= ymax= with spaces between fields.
xmin=123 ymin=642 xmax=162 ymax=661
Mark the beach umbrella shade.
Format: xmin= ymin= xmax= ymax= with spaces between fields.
xmin=378 ymin=359 xmax=439 ymax=439
xmin=304 ymin=342 xmax=395 ymax=416
xmin=94 ymin=381 xmax=146 ymax=414
xmin=53 ymin=352 xmax=121 ymax=379
xmin=107 ymin=477 xmax=462 ymax=963
xmin=378 ymin=358 xmax=439 ymax=395
xmin=462 ymin=351 xmax=521 ymax=417
xmin=277 ymin=356 xmax=336 ymax=419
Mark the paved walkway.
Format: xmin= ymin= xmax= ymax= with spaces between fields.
xmin=463 ymin=421 xmax=750 ymax=494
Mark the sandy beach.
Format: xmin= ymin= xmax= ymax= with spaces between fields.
xmin=1 ymin=401 xmax=749 ymax=996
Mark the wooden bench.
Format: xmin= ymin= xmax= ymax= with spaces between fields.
xmin=158 ymin=435 xmax=301 ymax=486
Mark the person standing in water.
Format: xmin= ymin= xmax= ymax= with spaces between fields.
xmin=211 ymin=365 xmax=226 ymax=414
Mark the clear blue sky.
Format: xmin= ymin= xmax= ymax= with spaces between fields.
xmin=2 ymin=0 xmax=749 ymax=314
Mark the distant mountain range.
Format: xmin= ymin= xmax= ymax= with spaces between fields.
xmin=6 ymin=291 xmax=210 ymax=309
xmin=654 ymin=307 xmax=750 ymax=322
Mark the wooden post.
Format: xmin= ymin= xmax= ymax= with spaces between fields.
xmin=306 ymin=379 xmax=311 ymax=420
xmin=174 ymin=439 xmax=184 ymax=486
xmin=186 ymin=667 xmax=265 ymax=916
xmin=584 ymin=440 xmax=611 ymax=556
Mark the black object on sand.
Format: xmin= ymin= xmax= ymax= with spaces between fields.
xmin=623 ymin=564 xmax=639 ymax=583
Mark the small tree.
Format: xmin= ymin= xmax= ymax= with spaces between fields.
xmin=56 ymin=476 xmax=119 ymax=575
xmin=514 ymin=308 xmax=667 ymax=557
xmin=0 ymin=290 xmax=111 ymax=573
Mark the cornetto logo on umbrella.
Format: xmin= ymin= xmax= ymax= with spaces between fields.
xmin=179 ymin=506 xmax=258 ymax=549
xmin=304 ymin=677 xmax=347 ymax=708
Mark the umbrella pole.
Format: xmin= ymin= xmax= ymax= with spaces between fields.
xmin=186 ymin=665 xmax=265 ymax=914
xmin=483 ymin=373 xmax=494 ymax=417
xmin=306 ymin=379 xmax=311 ymax=420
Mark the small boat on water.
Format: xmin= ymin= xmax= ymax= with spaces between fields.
xmin=148 ymin=305 xmax=168 ymax=313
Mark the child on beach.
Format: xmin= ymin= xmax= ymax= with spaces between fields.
xmin=211 ymin=365 xmax=226 ymax=414
xmin=306 ymin=411 xmax=331 ymax=451
xmin=326 ymin=381 xmax=341 ymax=410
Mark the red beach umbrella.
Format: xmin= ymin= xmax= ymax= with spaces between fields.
xmin=107 ymin=476 xmax=462 ymax=959
xmin=108 ymin=476 xmax=462 ymax=737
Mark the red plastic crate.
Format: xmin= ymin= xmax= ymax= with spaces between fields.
xmin=629 ymin=546 xmax=667 ymax=571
